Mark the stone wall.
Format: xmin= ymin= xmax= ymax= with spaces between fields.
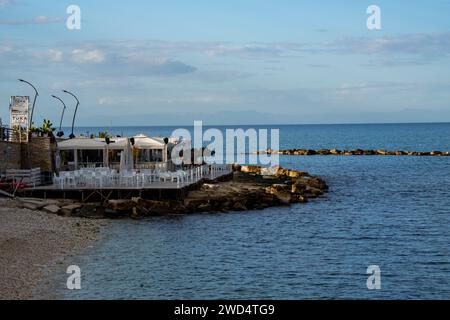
xmin=21 ymin=137 xmax=56 ymax=172
xmin=1 ymin=137 xmax=56 ymax=180
xmin=0 ymin=141 xmax=22 ymax=172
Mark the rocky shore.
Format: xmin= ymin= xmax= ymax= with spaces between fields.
xmin=0 ymin=199 xmax=107 ymax=300
xmin=121 ymin=165 xmax=328 ymax=217
xmin=0 ymin=165 xmax=327 ymax=298
xmin=258 ymin=148 xmax=450 ymax=156
xmin=5 ymin=166 xmax=328 ymax=219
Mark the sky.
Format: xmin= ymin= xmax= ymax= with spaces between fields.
xmin=1 ymin=0 xmax=450 ymax=126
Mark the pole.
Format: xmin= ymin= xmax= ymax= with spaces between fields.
xmin=51 ymin=95 xmax=67 ymax=137
xmin=62 ymin=90 xmax=80 ymax=139
xmin=18 ymin=79 xmax=39 ymax=129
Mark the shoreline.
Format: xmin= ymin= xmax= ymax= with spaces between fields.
xmin=0 ymin=199 xmax=108 ymax=300
xmin=0 ymin=165 xmax=328 ymax=299
xmin=14 ymin=166 xmax=329 ymax=219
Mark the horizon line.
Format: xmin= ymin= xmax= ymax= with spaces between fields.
xmin=68 ymin=121 xmax=450 ymax=128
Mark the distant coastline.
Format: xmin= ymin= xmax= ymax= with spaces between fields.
xmin=65 ymin=121 xmax=450 ymax=129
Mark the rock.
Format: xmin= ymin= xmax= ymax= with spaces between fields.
xmin=43 ymin=204 xmax=61 ymax=214
xmin=20 ymin=198 xmax=56 ymax=210
xmin=351 ymin=149 xmax=364 ymax=155
xmin=232 ymin=201 xmax=247 ymax=211
xmin=131 ymin=207 xmax=143 ymax=219
xmin=330 ymin=149 xmax=341 ymax=155
xmin=264 ymin=185 xmax=292 ymax=204
xmin=276 ymin=192 xmax=292 ymax=204
xmin=108 ymin=200 xmax=135 ymax=211
xmin=134 ymin=198 xmax=179 ymax=215
xmin=260 ymin=167 xmax=279 ymax=176
xmin=291 ymin=182 xmax=307 ymax=194
xmin=318 ymin=149 xmax=331 ymax=155
xmin=197 ymin=203 xmax=212 ymax=212
xmin=306 ymin=177 xmax=328 ymax=191
xmin=240 ymin=166 xmax=261 ymax=174
xmin=305 ymin=187 xmax=324 ymax=197
xmin=203 ymin=183 xmax=219 ymax=190
xmin=60 ymin=204 xmax=82 ymax=216
xmin=21 ymin=202 xmax=42 ymax=211
xmin=431 ymin=151 xmax=442 ymax=156
xmin=78 ymin=205 xmax=105 ymax=219
xmin=294 ymin=195 xmax=308 ymax=203
xmin=305 ymin=149 xmax=317 ymax=155
xmin=265 ymin=184 xmax=289 ymax=194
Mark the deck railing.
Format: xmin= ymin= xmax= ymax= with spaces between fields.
xmin=0 ymin=126 xmax=12 ymax=142
xmin=51 ymin=164 xmax=233 ymax=190
xmin=0 ymin=126 xmax=28 ymax=142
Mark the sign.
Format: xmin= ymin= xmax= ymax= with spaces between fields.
xmin=10 ymin=96 xmax=29 ymax=127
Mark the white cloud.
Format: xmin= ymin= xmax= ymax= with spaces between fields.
xmin=331 ymin=33 xmax=450 ymax=64
xmin=31 ymin=49 xmax=64 ymax=63
xmin=71 ymin=49 xmax=106 ymax=64
xmin=0 ymin=15 xmax=64 ymax=25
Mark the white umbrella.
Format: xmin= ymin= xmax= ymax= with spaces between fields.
xmin=55 ymin=149 xmax=61 ymax=171
xmin=126 ymin=138 xmax=134 ymax=170
xmin=119 ymin=151 xmax=125 ymax=173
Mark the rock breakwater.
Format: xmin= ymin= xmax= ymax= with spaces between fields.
xmin=258 ymin=149 xmax=450 ymax=156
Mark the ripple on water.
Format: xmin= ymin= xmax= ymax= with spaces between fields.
xmin=57 ymin=156 xmax=450 ymax=300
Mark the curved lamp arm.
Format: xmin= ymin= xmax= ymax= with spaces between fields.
xmin=18 ymin=79 xmax=39 ymax=128
xmin=51 ymin=95 xmax=67 ymax=136
xmin=62 ymin=90 xmax=80 ymax=139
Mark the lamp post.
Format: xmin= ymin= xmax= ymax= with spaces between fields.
xmin=18 ymin=79 xmax=39 ymax=129
xmin=51 ymin=95 xmax=67 ymax=137
xmin=62 ymin=90 xmax=80 ymax=139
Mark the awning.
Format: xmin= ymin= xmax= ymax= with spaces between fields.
xmin=58 ymin=138 xmax=107 ymax=150
xmin=133 ymin=134 xmax=166 ymax=149
xmin=57 ymin=135 xmax=167 ymax=151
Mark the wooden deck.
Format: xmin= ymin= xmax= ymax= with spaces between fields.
xmin=18 ymin=172 xmax=233 ymax=202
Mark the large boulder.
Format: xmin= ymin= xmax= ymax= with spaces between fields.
xmin=43 ymin=204 xmax=61 ymax=214
xmin=330 ymin=149 xmax=341 ymax=155
xmin=318 ymin=149 xmax=331 ymax=155
xmin=264 ymin=184 xmax=292 ymax=204
xmin=60 ymin=204 xmax=83 ymax=216
xmin=240 ymin=166 xmax=262 ymax=174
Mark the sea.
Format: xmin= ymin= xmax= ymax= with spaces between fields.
xmin=55 ymin=123 xmax=450 ymax=299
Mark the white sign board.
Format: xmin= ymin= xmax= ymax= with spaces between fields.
xmin=10 ymin=96 xmax=29 ymax=127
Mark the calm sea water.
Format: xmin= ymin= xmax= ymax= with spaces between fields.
xmin=58 ymin=123 xmax=449 ymax=299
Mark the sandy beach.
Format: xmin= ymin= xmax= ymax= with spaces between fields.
xmin=0 ymin=198 xmax=107 ymax=300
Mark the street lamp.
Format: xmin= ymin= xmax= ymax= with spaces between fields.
xmin=51 ymin=95 xmax=67 ymax=137
xmin=18 ymin=79 xmax=39 ymax=128
xmin=62 ymin=90 xmax=80 ymax=139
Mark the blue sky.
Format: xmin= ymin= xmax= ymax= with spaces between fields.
xmin=1 ymin=0 xmax=450 ymax=126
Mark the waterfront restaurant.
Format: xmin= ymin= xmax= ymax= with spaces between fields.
xmin=57 ymin=134 xmax=169 ymax=171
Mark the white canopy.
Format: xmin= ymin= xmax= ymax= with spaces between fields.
xmin=58 ymin=138 xmax=107 ymax=150
xmin=58 ymin=135 xmax=166 ymax=151
xmin=105 ymin=137 xmax=128 ymax=150
xmin=134 ymin=134 xmax=166 ymax=149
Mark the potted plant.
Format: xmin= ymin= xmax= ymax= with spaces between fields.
xmin=42 ymin=119 xmax=55 ymax=137
xmin=29 ymin=123 xmax=41 ymax=137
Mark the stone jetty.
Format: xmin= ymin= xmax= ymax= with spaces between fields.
xmin=258 ymin=149 xmax=450 ymax=156
xmin=8 ymin=166 xmax=328 ymax=219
